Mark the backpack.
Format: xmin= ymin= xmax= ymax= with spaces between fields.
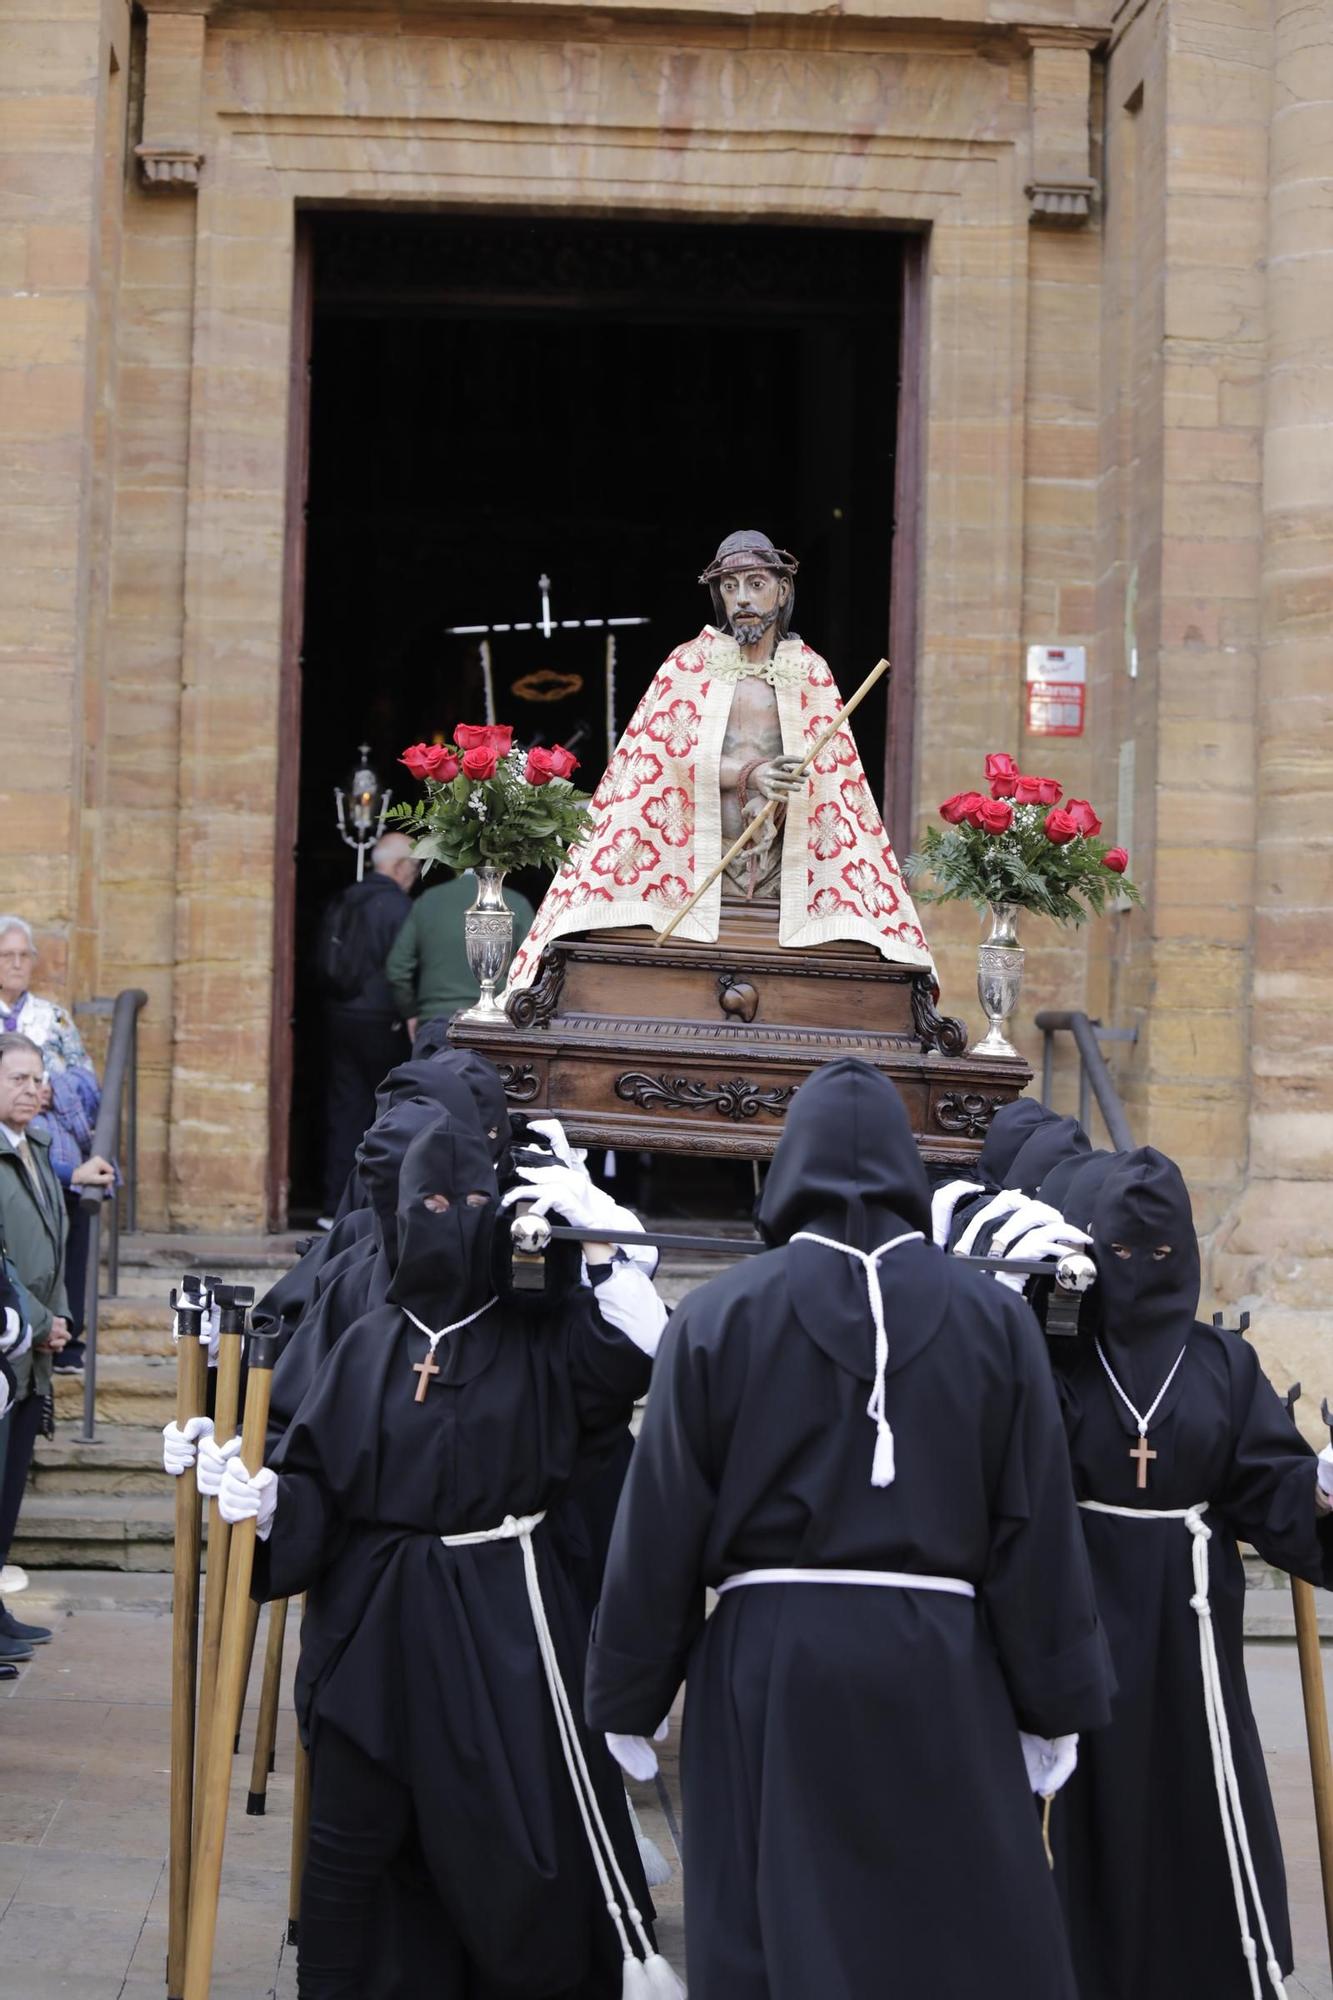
xmin=315 ymin=886 xmax=376 ymax=1002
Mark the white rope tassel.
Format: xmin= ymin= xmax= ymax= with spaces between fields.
xmin=1079 ymin=1502 xmax=1288 ymax=1999
xmin=791 ymin=1230 xmax=924 ymax=1488
xmin=441 ymin=1514 xmax=685 ymax=2000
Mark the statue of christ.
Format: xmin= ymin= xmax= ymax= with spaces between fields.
xmin=505 ymin=529 xmax=932 ymax=991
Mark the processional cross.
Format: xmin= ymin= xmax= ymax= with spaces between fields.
xmin=446 ymin=575 xmax=650 ymax=760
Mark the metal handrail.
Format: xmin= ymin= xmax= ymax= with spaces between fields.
xmin=1033 ymin=1009 xmax=1137 ymax=1152
xmin=77 ymin=989 xmax=147 ymax=1442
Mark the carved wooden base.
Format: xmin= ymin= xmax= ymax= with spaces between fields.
xmin=450 ymin=902 xmax=1032 ymax=1165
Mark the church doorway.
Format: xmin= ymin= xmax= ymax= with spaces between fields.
xmin=279 ymin=208 xmax=918 ymax=1222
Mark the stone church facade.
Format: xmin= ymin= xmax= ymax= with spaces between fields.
xmin=2 ymin=0 xmax=1329 ymax=1388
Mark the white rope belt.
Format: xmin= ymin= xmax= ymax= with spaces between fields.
xmin=439 ymin=1513 xmax=678 ymax=1998
xmin=1079 ymin=1500 xmax=1288 ymax=2000
xmin=717 ymin=1567 xmax=974 ymax=1599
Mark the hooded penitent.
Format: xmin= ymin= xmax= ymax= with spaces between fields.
xmin=1039 ymin=1146 xmax=1115 ymax=1221
xmin=386 ymin=1114 xmax=499 ymax=1331
xmin=1088 ymin=1146 xmax=1201 ymax=1409
xmin=760 ymin=1057 xmax=938 ymax=1488
xmin=356 ymin=1097 xmax=458 ymax=1254
xmin=375 ymin=1051 xmax=512 ymax=1165
xmin=976 ymin=1098 xmax=1063 ymax=1188
xmin=1003 ymin=1116 xmax=1093 ymax=1197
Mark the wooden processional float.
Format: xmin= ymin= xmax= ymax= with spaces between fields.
xmin=451 ymin=659 xmax=1033 ymax=1162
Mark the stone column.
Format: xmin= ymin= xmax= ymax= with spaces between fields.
xmin=1213 ymin=0 xmax=1333 ymax=1424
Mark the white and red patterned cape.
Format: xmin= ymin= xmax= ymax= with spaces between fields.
xmin=505 ymin=627 xmax=933 ymax=991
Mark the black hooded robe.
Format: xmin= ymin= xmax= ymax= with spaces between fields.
xmin=586 ymin=1058 xmax=1113 ymax=2000
xmin=1049 ymin=1148 xmax=1333 ymax=2000
xmin=256 ymin=1114 xmax=657 ymax=1999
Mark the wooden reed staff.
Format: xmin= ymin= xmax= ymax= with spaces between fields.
xmin=167 ymin=1289 xmax=208 ymax=2000
xmin=654 ymin=655 xmax=891 ymax=945
xmin=192 ymin=1286 xmax=248 ymax=1862
xmin=246 ymin=1599 xmax=288 ymax=1815
xmin=184 ymin=1333 xmax=278 ymax=2000
xmin=1286 ymin=1385 xmax=1333 ymax=1973
xmin=288 ymin=1732 xmax=311 ymax=1946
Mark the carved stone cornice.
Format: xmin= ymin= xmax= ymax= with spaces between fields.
xmin=135 ymin=143 xmax=204 ymax=189
xmin=1026 ymin=176 xmax=1098 ymax=223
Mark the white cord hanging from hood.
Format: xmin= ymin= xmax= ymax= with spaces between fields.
xmin=790 ymin=1229 xmax=924 ymax=1488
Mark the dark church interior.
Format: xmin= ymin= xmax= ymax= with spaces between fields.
xmin=289 ymin=209 xmax=906 ymax=1215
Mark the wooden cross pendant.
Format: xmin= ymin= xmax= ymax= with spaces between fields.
xmin=412 ymin=1350 xmax=441 ymax=1403
xmin=1129 ymin=1433 xmax=1157 ymax=1490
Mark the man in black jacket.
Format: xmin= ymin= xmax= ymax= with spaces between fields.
xmin=317 ymin=832 xmax=418 ymax=1221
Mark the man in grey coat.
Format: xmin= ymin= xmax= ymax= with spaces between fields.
xmin=0 ymin=1030 xmax=72 ymax=1661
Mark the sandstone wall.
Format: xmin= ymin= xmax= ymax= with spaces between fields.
xmin=0 ymin=0 xmax=1328 ymax=1413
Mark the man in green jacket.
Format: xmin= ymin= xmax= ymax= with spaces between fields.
xmin=386 ymin=870 xmax=535 ymax=1040
xmin=0 ymin=1030 xmax=73 ymax=1661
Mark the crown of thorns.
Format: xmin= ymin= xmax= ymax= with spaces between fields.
xmin=698 ymin=543 xmax=799 ymax=586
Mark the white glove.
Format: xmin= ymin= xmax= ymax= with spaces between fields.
xmin=992 ymin=1201 xmax=1087 ymax=1258
xmin=217 ymin=1458 xmax=278 ymax=1539
xmin=197 ymin=1431 xmax=243 ymax=1499
xmin=1317 ymin=1446 xmax=1333 ymax=1510
xmin=524 ymin=1118 xmax=587 ymax=1171
xmin=203 ymin=1303 xmax=221 ymax=1367
xmin=162 ymin=1415 xmax=213 ymax=1478
xmin=1020 ymin=1732 xmax=1078 ymax=1797
xmin=606 ymin=1733 xmax=660 ymax=1782
xmin=931 ymin=1180 xmax=984 ymax=1248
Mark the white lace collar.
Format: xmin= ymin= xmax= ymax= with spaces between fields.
xmin=702 ymin=628 xmax=808 ymax=690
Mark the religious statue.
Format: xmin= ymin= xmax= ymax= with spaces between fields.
xmin=506 ymin=528 xmax=932 ymax=990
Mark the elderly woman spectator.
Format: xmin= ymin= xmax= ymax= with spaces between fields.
xmin=0 ymin=919 xmax=114 ymax=1375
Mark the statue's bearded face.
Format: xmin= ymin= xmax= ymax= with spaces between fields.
xmin=718 ymin=567 xmax=790 ymax=648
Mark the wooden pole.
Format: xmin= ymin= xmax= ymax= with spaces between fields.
xmin=1292 ymin=1575 xmax=1333 ymax=1972
xmin=192 ymin=1294 xmax=246 ymax=1859
xmin=233 ymin=1596 xmax=262 ymax=1755
xmin=288 ymin=1732 xmax=311 ymax=1947
xmin=183 ymin=1333 xmax=277 ymax=2000
xmin=654 ymin=655 xmax=891 ymax=944
xmin=167 ymin=1296 xmax=208 ymax=2000
xmin=247 ymin=1600 xmax=288 ymax=1814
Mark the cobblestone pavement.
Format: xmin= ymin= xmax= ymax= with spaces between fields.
xmin=0 ymin=1576 xmax=1326 ymax=1998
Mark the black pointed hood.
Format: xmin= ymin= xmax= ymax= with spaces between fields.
xmin=1004 ymin=1116 xmax=1092 ymax=1197
xmin=374 ymin=1052 xmax=511 ymax=1168
xmin=1041 ymin=1147 xmax=1116 ymax=1224
xmin=976 ymin=1099 xmax=1062 ymax=1187
xmin=386 ymin=1112 xmax=500 ymax=1328
xmin=356 ymin=1098 xmax=448 ymax=1251
xmin=760 ymin=1058 xmax=931 ymax=1250
xmin=1089 ymin=1146 xmax=1201 ymax=1406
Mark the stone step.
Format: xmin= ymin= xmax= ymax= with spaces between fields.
xmin=53 ymin=1352 xmax=177 ymax=1426
xmin=10 ymin=1490 xmax=183 ymax=1570
xmin=31 ymin=1424 xmax=165 ymax=1495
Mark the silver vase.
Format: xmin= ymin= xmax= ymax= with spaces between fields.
xmin=456 ymin=865 xmax=514 ymax=1024
xmin=975 ymin=903 xmax=1024 ymax=1059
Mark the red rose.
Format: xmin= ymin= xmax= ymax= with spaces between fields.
xmin=941 ymin=790 xmax=986 ymax=826
xmin=1015 ymin=774 xmax=1063 ymax=806
xmin=400 ymin=742 xmax=459 ymax=782
xmin=525 ymin=744 xmax=580 ymax=787
xmin=455 ymin=722 xmax=514 ymax=757
xmin=1044 ymin=808 xmax=1079 ymax=845
xmin=1065 ymin=798 xmax=1103 ymax=838
xmin=984 ymin=752 xmax=1020 ymax=798
xmin=1102 ymin=846 xmax=1129 ymax=874
xmin=461 ymin=745 xmax=500 ymax=781
xmin=975 ymin=798 xmax=1014 ymax=834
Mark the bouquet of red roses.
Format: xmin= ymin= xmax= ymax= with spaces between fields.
xmin=388 ymin=723 xmax=594 ymax=875
xmin=904 ymin=752 xmax=1140 ymax=924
